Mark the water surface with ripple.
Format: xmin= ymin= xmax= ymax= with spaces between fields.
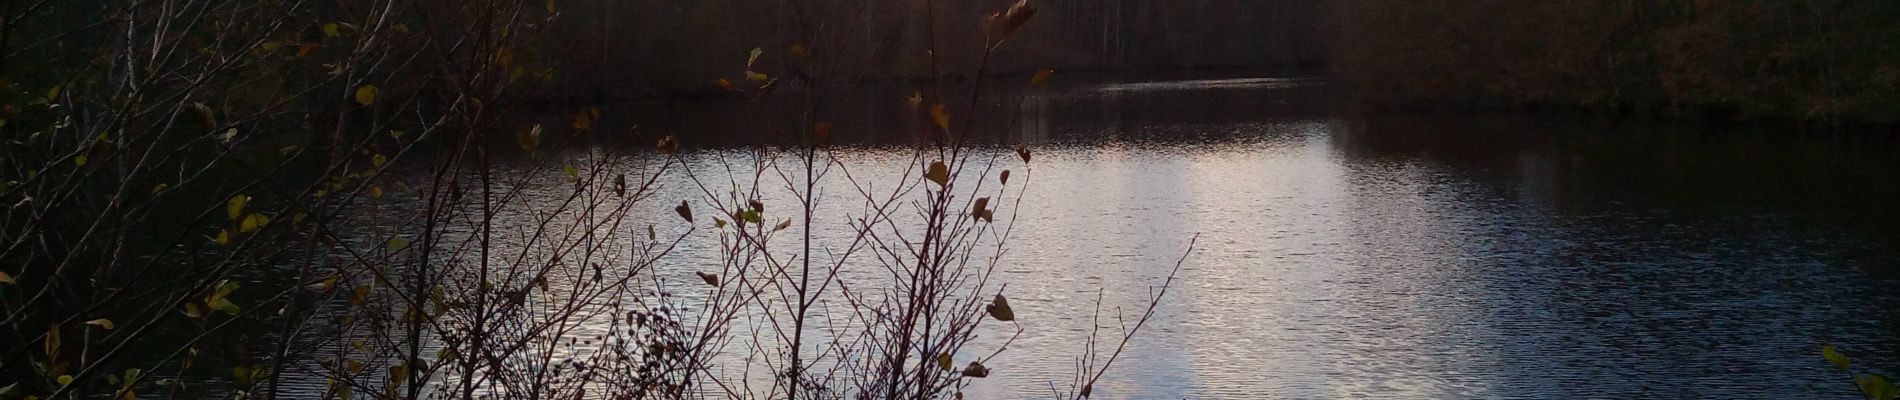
xmin=299 ymin=77 xmax=1900 ymax=398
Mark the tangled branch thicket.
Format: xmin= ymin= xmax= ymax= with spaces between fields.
xmin=0 ymin=1 xmax=1190 ymax=399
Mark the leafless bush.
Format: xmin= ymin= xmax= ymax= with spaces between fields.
xmin=0 ymin=1 xmax=1191 ymax=399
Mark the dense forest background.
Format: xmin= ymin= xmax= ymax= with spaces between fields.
xmin=535 ymin=0 xmax=1900 ymax=125
xmin=6 ymin=1 xmax=1895 ymax=123
xmin=1329 ymin=0 xmax=1900 ymax=125
xmin=539 ymin=0 xmax=1328 ymax=97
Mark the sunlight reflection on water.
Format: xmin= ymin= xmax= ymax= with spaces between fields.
xmin=284 ymin=79 xmax=1900 ymax=399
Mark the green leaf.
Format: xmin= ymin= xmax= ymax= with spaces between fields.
xmin=240 ymin=213 xmax=270 ymax=233
xmin=371 ymin=154 xmax=387 ymax=169
xmin=57 ymin=375 xmax=73 ymax=386
xmin=216 ymin=280 xmax=240 ymax=297
xmin=936 ymin=353 xmax=953 ymax=370
xmin=563 ymin=164 xmax=579 ymax=182
xmin=1826 ymin=345 xmax=1851 ymax=370
xmin=227 ymin=195 xmax=249 ymax=220
xmin=73 ymin=155 xmax=88 ymax=167
xmin=387 ymin=237 xmax=411 ymax=252
xmin=210 ymin=298 xmax=240 ymax=315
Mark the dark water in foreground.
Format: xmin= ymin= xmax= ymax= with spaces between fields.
xmin=305 ymin=77 xmax=1900 ymax=398
xmin=942 ymin=82 xmax=1900 ymax=398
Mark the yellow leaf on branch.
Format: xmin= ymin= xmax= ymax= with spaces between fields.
xmin=354 ymin=85 xmax=378 ymax=106
xmin=925 ymin=161 xmax=950 ymax=187
xmin=930 ymin=104 xmax=950 ymax=131
xmin=85 ymin=319 xmax=115 ymax=330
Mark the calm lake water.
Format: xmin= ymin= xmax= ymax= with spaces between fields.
xmin=942 ymin=79 xmax=1900 ymax=398
xmin=298 ymin=76 xmax=1900 ymax=398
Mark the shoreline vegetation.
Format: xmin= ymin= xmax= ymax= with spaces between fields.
xmin=0 ymin=0 xmax=1197 ymax=399
xmin=546 ymin=0 xmax=1900 ymax=132
xmin=1327 ymin=0 xmax=1900 ymax=130
xmin=2 ymin=0 xmax=1893 ymax=398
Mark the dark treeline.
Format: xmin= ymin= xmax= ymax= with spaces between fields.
xmin=541 ymin=0 xmax=1327 ymax=97
xmin=1329 ymin=0 xmax=1900 ymax=125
